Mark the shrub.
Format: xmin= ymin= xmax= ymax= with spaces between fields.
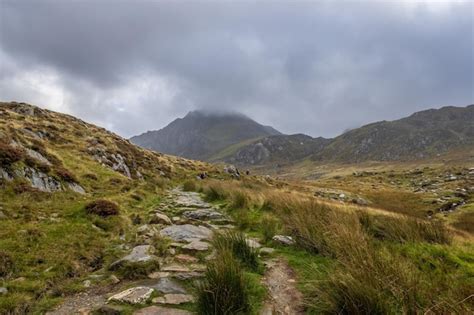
xmin=203 ymin=184 xmax=228 ymax=201
xmin=55 ymin=166 xmax=77 ymax=182
xmin=12 ymin=180 xmax=37 ymax=194
xmin=182 ymin=180 xmax=197 ymax=192
xmin=196 ymin=250 xmax=250 ymax=315
xmin=0 ymin=250 xmax=14 ymax=278
xmin=213 ymin=231 xmax=260 ymax=272
xmin=357 ymin=211 xmax=452 ymax=245
xmin=0 ymin=141 xmax=24 ymax=167
xmin=229 ymin=190 xmax=249 ymax=210
xmin=24 ymin=156 xmax=51 ymax=173
xmin=85 ymin=200 xmax=120 ymax=217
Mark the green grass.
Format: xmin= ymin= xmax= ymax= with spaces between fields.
xmin=213 ymin=231 xmax=261 ymax=272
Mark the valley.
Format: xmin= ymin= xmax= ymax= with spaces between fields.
xmin=0 ymin=102 xmax=473 ymax=314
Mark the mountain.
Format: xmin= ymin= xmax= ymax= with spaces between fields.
xmin=219 ymin=104 xmax=474 ymax=165
xmin=130 ymin=110 xmax=281 ymax=160
xmin=312 ymin=104 xmax=474 ymax=163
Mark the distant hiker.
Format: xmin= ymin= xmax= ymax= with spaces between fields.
xmin=245 ymin=170 xmax=250 ymax=175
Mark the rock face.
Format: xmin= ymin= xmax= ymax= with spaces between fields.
xmin=160 ymin=224 xmax=212 ymax=242
xmin=18 ymin=167 xmax=62 ymax=192
xmin=108 ymin=287 xmax=154 ymax=304
xmin=130 ymin=110 xmax=281 ymax=160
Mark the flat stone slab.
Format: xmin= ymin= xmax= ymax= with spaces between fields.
xmin=152 ymin=294 xmax=195 ymax=305
xmin=175 ymin=254 xmax=199 ymax=263
xmin=160 ymin=224 xmax=212 ymax=242
xmin=272 ymin=235 xmax=295 ymax=246
xmin=161 ymin=264 xmax=191 ymax=273
xmin=108 ymin=287 xmax=153 ymax=304
xmin=173 ymin=271 xmax=205 ymax=280
xmin=173 ymin=191 xmax=211 ymax=208
xmin=110 ymin=245 xmax=158 ymax=269
xmin=182 ymin=209 xmax=224 ymax=221
xmin=134 ymin=306 xmax=192 ymax=315
xmin=149 ymin=278 xmax=187 ymax=294
xmin=182 ymin=240 xmax=210 ymax=251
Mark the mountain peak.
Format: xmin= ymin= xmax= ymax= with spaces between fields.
xmin=131 ymin=109 xmax=281 ymax=160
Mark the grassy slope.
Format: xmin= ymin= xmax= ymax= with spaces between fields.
xmin=0 ymin=102 xmax=214 ymax=313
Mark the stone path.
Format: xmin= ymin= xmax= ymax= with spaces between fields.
xmin=48 ymin=187 xmax=302 ymax=314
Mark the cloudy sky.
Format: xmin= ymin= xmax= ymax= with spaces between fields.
xmin=0 ymin=0 xmax=472 ymax=138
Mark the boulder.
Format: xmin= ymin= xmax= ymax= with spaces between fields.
xmin=160 ymin=224 xmax=212 ymax=242
xmin=108 ymin=287 xmax=154 ymax=304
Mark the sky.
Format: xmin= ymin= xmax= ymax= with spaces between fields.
xmin=0 ymin=0 xmax=473 ymax=138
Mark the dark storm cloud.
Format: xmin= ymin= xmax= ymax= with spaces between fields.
xmin=0 ymin=0 xmax=472 ymax=138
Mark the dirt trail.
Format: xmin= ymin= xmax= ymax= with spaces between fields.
xmin=260 ymin=258 xmax=304 ymax=315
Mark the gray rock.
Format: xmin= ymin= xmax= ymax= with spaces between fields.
xmin=160 ymin=224 xmax=212 ymax=242
xmin=182 ymin=240 xmax=210 ymax=251
xmin=182 ymin=209 xmax=224 ymax=221
xmin=272 ymin=235 xmax=295 ymax=246
xmin=173 ymin=271 xmax=205 ymax=280
xmin=108 ymin=287 xmax=154 ymax=304
xmin=25 ymin=148 xmax=52 ymax=166
xmin=259 ymin=247 xmax=275 ymax=255
xmin=0 ymin=287 xmax=7 ymax=295
xmin=15 ymin=167 xmax=62 ymax=192
xmin=152 ymin=294 xmax=194 ymax=305
xmin=149 ymin=213 xmax=172 ymax=225
xmin=133 ymin=306 xmax=192 ymax=315
xmin=149 ymin=277 xmax=187 ymax=294
xmin=110 ymin=245 xmax=158 ymax=270
xmin=67 ymin=182 xmax=86 ymax=194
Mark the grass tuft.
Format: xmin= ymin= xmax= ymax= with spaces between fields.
xmin=213 ymin=231 xmax=260 ymax=272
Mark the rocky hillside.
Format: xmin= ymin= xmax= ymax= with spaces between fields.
xmin=220 ymin=104 xmax=474 ymax=166
xmin=130 ymin=110 xmax=281 ymax=161
xmin=312 ymin=104 xmax=474 ymax=163
xmin=220 ymin=134 xmax=330 ymax=165
xmin=0 ymin=102 xmax=214 ymax=313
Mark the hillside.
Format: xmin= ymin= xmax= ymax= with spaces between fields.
xmin=312 ymin=104 xmax=474 ymax=163
xmin=0 ymin=102 xmax=214 ymax=313
xmin=130 ymin=110 xmax=281 ymax=161
xmin=219 ymin=104 xmax=474 ymax=166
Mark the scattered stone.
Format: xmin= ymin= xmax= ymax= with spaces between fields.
xmin=260 ymin=247 xmax=275 ymax=255
xmin=148 ymin=272 xmax=170 ymax=279
xmin=108 ymin=287 xmax=154 ymax=304
xmin=246 ymin=238 xmax=262 ymax=249
xmin=67 ymin=182 xmax=86 ymax=194
xmin=161 ymin=264 xmax=190 ymax=273
xmin=0 ymin=287 xmax=7 ymax=295
xmin=175 ymin=254 xmax=198 ymax=263
xmin=160 ymin=224 xmax=212 ymax=242
xmin=152 ymin=294 xmax=195 ymax=305
xmin=83 ymin=280 xmax=91 ymax=288
xmin=173 ymin=271 xmax=205 ymax=280
xmin=109 ymin=274 xmax=120 ymax=284
xmin=272 ymin=235 xmax=295 ymax=246
xmin=182 ymin=209 xmax=224 ymax=221
xmin=133 ymin=306 xmax=192 ymax=315
xmin=149 ymin=213 xmax=172 ymax=225
xmin=149 ymin=278 xmax=187 ymax=294
xmin=182 ymin=240 xmax=210 ymax=251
